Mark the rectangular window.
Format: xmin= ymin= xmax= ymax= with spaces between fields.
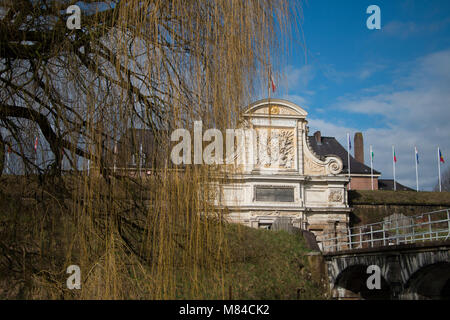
xmin=255 ymin=186 xmax=295 ymax=202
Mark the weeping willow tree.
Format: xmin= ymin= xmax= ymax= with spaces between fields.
xmin=0 ymin=0 xmax=299 ymax=299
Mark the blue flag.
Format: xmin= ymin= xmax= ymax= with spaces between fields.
xmin=415 ymin=147 xmax=419 ymax=164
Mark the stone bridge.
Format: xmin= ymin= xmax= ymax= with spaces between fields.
xmin=323 ymin=240 xmax=450 ymax=300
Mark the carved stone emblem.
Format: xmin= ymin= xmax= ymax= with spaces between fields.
xmin=255 ymin=128 xmax=295 ymax=169
xmin=252 ymin=105 xmax=298 ymax=116
xmin=270 ymin=106 xmax=280 ymax=114
xmin=328 ymin=190 xmax=343 ymax=202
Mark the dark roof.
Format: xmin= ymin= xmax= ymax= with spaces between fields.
xmin=308 ymin=136 xmax=380 ymax=175
xmin=378 ymin=179 xmax=414 ymax=191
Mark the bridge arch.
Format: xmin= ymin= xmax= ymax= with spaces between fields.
xmin=402 ymin=262 xmax=450 ymax=300
xmin=333 ymin=264 xmax=391 ymax=300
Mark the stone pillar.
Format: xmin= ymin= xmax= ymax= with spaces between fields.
xmin=297 ymin=121 xmax=304 ymax=175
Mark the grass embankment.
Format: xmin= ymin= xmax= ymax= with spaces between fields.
xmin=348 ymin=190 xmax=450 ymax=226
xmin=349 ymin=190 xmax=450 ymax=206
xmin=222 ymin=224 xmax=325 ymax=300
xmin=0 ymin=176 xmax=325 ymax=299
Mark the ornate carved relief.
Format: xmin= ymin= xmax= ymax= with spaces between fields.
xmin=304 ymin=156 xmax=326 ymax=175
xmin=254 ymin=128 xmax=295 ymax=170
xmin=270 ymin=106 xmax=280 ymax=114
xmin=328 ymin=189 xmax=343 ymax=203
xmin=279 ymin=130 xmax=295 ymax=168
xmin=277 ymin=106 xmax=298 ymax=115
xmin=252 ymin=105 xmax=298 ymax=116
xmin=302 ymin=132 xmax=343 ymax=176
xmin=326 ymin=158 xmax=343 ymax=175
xmin=250 ymin=211 xmax=281 ymax=216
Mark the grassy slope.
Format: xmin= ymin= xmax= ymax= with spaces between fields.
xmin=0 ymin=177 xmax=326 ymax=299
xmin=222 ymin=224 xmax=326 ymax=300
xmin=348 ymin=190 xmax=450 ymax=226
xmin=349 ymin=190 xmax=450 ymax=206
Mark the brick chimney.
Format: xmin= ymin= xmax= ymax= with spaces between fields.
xmin=314 ymin=131 xmax=322 ymax=145
xmin=354 ymin=132 xmax=364 ymax=163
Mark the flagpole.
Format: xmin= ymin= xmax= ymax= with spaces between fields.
xmin=370 ymin=145 xmax=374 ymax=190
xmin=267 ymin=66 xmax=273 ymax=165
xmin=392 ymin=145 xmax=396 ymax=191
xmin=347 ymin=133 xmax=351 ymax=190
xmin=438 ymin=147 xmax=442 ymax=192
xmin=415 ymin=147 xmax=419 ymax=192
xmin=268 ymin=67 xmax=270 ymax=101
xmin=268 ymin=65 xmax=277 ymax=99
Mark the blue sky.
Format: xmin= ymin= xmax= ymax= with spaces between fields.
xmin=271 ymin=0 xmax=450 ymax=190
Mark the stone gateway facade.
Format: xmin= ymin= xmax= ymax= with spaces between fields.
xmin=218 ymin=99 xmax=351 ymax=246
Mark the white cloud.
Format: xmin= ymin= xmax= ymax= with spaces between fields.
xmin=308 ymin=118 xmax=354 ymax=140
xmin=282 ymin=64 xmax=316 ymax=92
xmin=281 ymin=94 xmax=309 ymax=109
xmin=383 ymin=21 xmax=421 ymax=39
xmin=383 ymin=18 xmax=450 ymax=38
xmin=357 ymin=62 xmax=386 ymax=80
xmin=308 ymin=49 xmax=450 ymax=190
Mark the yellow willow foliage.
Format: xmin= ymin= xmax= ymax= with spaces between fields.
xmin=0 ymin=0 xmax=301 ymax=299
